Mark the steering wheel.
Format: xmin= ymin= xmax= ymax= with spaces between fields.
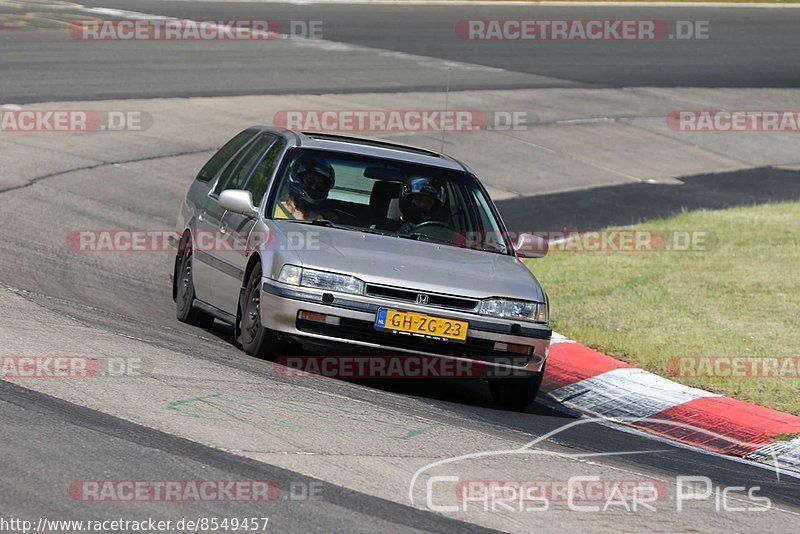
xmin=409 ymin=220 xmax=464 ymax=244
xmin=412 ymin=220 xmax=455 ymax=231
xmin=318 ymin=207 xmax=353 ymax=223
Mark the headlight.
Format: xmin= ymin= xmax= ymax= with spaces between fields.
xmin=277 ymin=265 xmax=364 ymax=295
xmin=277 ymin=265 xmax=302 ymax=286
xmin=479 ymin=298 xmax=547 ymax=323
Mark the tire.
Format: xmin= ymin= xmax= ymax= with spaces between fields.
xmin=239 ymin=262 xmax=286 ymax=360
xmin=488 ymin=365 xmax=545 ymax=410
xmin=175 ymin=244 xmax=215 ymax=328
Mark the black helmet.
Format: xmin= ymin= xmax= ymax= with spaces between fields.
xmin=288 ymin=155 xmax=335 ymax=205
xmin=399 ymin=175 xmax=446 ymax=224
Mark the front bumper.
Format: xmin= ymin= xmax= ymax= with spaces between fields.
xmin=260 ymin=279 xmax=551 ymax=374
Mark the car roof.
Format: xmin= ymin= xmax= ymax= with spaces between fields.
xmin=251 ymin=126 xmax=471 ymax=173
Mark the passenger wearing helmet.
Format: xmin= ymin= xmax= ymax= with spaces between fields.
xmin=375 ymin=175 xmax=446 ymax=233
xmin=274 ymin=155 xmax=335 ymax=220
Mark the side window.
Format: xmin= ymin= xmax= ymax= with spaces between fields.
xmin=196 ymin=129 xmax=256 ymax=183
xmin=244 ymin=137 xmax=285 ymax=207
xmin=213 ymin=134 xmax=275 ymax=196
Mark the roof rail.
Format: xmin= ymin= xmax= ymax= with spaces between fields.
xmin=300 ymin=132 xmax=442 ymax=158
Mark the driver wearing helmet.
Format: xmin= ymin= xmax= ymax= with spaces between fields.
xmin=375 ymin=175 xmax=446 ymax=233
xmin=274 ymin=155 xmax=335 ymax=220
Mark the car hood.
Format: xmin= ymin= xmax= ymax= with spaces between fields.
xmin=269 ymin=222 xmax=545 ymax=302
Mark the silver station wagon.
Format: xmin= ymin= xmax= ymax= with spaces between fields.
xmin=173 ymin=128 xmax=551 ymax=408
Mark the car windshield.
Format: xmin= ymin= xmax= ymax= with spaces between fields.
xmin=268 ymin=148 xmax=512 ymax=255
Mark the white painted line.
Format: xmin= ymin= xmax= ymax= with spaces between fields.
xmin=81 ymin=7 xmax=171 ymax=20
xmin=167 ymin=0 xmax=800 ymax=8
xmin=747 ymin=439 xmax=800 ymax=477
xmin=748 ymin=439 xmax=800 ymax=464
xmin=556 ymin=117 xmax=617 ymax=126
xmin=550 ymin=367 xmax=719 ymax=419
xmin=550 ymin=331 xmax=576 ymax=344
xmin=602 ymin=415 xmax=800 ymax=480
xmin=79 ymin=6 xmax=512 ymax=75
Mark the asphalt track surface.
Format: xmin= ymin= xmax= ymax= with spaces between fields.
xmin=3 ymin=0 xmax=800 ymax=102
xmin=2 ymin=1 xmax=800 ymax=532
xmin=0 ymin=380 xmax=496 ymax=533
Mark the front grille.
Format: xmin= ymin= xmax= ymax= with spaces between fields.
xmin=297 ymin=318 xmax=497 ymax=360
xmin=364 ymin=284 xmax=478 ymax=311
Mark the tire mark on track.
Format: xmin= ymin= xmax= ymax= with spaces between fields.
xmin=0 ymin=147 xmax=213 ymax=194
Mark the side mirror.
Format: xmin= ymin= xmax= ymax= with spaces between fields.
xmin=514 ymin=233 xmax=548 ymax=259
xmin=219 ymin=189 xmax=259 ymax=217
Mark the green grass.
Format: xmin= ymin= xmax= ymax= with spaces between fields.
xmin=526 ymin=202 xmax=800 ymax=416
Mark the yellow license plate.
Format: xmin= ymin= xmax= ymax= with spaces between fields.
xmin=375 ymin=308 xmax=468 ymax=342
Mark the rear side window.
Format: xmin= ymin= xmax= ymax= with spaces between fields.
xmin=213 ymin=134 xmax=276 ymax=196
xmin=195 ymin=129 xmax=257 ymax=183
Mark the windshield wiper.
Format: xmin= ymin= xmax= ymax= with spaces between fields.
xmin=399 ymin=233 xmax=453 ymax=245
xmin=284 ymin=218 xmax=339 ymax=228
xmin=357 ymin=227 xmax=397 ymax=237
xmin=283 ymin=219 xmax=401 ymax=237
xmin=284 ymin=221 xmax=504 ymax=253
xmin=473 ymin=244 xmax=507 ymax=255
xmin=310 ymin=219 xmax=337 ymax=227
xmin=396 ymin=231 xmax=510 ymax=254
